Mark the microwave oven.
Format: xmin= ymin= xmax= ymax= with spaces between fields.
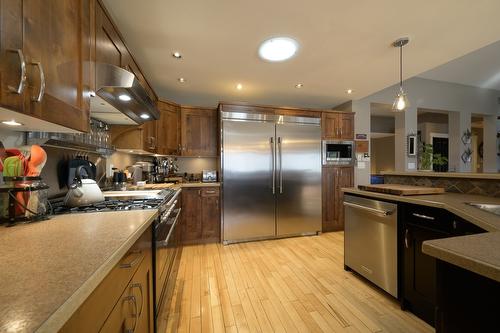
xmin=322 ymin=140 xmax=355 ymax=165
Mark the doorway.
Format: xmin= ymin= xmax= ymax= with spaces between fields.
xmin=431 ymin=134 xmax=449 ymax=172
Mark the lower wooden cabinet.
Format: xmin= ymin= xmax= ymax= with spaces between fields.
xmin=61 ymin=226 xmax=153 ymax=333
xmin=322 ymin=166 xmax=354 ymax=231
xmin=181 ymin=187 xmax=220 ymax=244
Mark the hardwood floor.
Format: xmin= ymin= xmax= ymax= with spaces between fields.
xmin=158 ymin=232 xmax=433 ymax=333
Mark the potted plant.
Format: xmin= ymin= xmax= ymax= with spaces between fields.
xmin=419 ymin=143 xmax=448 ymax=171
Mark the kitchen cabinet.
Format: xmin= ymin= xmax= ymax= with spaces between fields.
xmin=321 ymin=112 xmax=354 ymax=139
xmin=180 ymin=106 xmax=218 ymax=157
xmin=110 ymin=123 xmax=157 ymax=153
xmin=181 ymin=187 xmax=220 ymax=244
xmin=322 ymin=166 xmax=354 ymax=231
xmin=157 ymin=100 xmax=181 ymax=155
xmin=401 ymin=204 xmax=486 ymax=327
xmin=61 ymin=226 xmax=153 ymax=332
xmin=0 ymin=0 xmax=91 ymax=132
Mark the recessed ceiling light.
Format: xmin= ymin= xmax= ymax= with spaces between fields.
xmin=295 ymin=83 xmax=303 ymax=89
xmin=178 ymin=77 xmax=186 ymax=83
xmin=236 ymin=83 xmax=243 ymax=90
xmin=259 ymin=37 xmax=299 ymax=62
xmin=172 ymin=51 xmax=182 ymax=59
xmin=1 ymin=120 xmax=23 ymax=126
xmin=140 ymin=113 xmax=150 ymax=119
xmin=346 ymin=89 xmax=354 ymax=94
xmin=118 ymin=94 xmax=131 ymax=101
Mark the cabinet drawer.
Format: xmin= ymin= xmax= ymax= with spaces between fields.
xmin=61 ymin=227 xmax=151 ymax=333
xmin=201 ymin=187 xmax=219 ymax=197
xmin=403 ymin=204 xmax=453 ymax=232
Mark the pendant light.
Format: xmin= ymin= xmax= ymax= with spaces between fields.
xmin=392 ymin=37 xmax=410 ymax=112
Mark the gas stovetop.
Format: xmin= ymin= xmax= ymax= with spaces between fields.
xmin=52 ymin=189 xmax=177 ymax=215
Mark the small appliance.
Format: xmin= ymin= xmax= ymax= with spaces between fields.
xmin=322 ymin=140 xmax=355 ymax=165
xmin=202 ymin=170 xmax=217 ymax=183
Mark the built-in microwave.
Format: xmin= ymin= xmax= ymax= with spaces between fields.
xmin=322 ymin=140 xmax=355 ymax=165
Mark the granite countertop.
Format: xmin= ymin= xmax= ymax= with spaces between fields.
xmin=381 ymin=171 xmax=500 ymax=180
xmin=342 ymin=188 xmax=500 ymax=282
xmin=127 ymin=182 xmax=220 ymax=191
xmin=0 ymin=209 xmax=158 ymax=333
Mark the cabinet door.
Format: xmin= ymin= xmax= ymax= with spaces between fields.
xmin=201 ymin=192 xmax=220 ymax=242
xmin=181 ymin=188 xmax=202 ymax=243
xmin=340 ymin=113 xmax=354 ymax=139
xmin=131 ymin=251 xmax=154 ymax=333
xmin=334 ymin=167 xmax=354 ymax=228
xmin=180 ymin=107 xmax=217 ymax=156
xmin=142 ymin=120 xmax=157 ymax=152
xmin=95 ymin=2 xmax=126 ymax=68
xmin=322 ymin=166 xmax=353 ymax=232
xmin=23 ymin=0 xmax=90 ymax=132
xmin=321 ymin=112 xmax=340 ymax=139
xmin=0 ymin=0 xmax=26 ymax=113
xmin=157 ymin=101 xmax=180 ymax=155
xmin=403 ymin=223 xmax=449 ymax=326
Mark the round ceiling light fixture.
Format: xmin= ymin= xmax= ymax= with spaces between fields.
xmin=258 ymin=37 xmax=299 ymax=62
xmin=236 ymin=83 xmax=243 ymax=90
xmin=295 ymin=83 xmax=303 ymax=89
xmin=346 ymin=89 xmax=354 ymax=94
xmin=172 ymin=51 xmax=182 ymax=59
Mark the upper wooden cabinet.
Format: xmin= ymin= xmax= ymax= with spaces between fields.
xmin=180 ymin=106 xmax=218 ymax=157
xmin=322 ymin=112 xmax=354 ymax=140
xmin=110 ymin=123 xmax=157 ymax=153
xmin=157 ymin=100 xmax=180 ymax=155
xmin=0 ymin=0 xmax=91 ymax=132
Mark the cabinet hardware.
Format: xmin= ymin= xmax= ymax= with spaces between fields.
xmin=412 ymin=213 xmax=435 ymax=221
xmin=405 ymin=229 xmax=409 ymax=248
xmin=453 ymin=220 xmax=457 ymax=229
xmin=205 ymin=190 xmax=216 ymax=194
xmin=7 ymin=49 xmax=26 ymax=94
xmin=30 ymin=62 xmax=45 ymax=102
xmin=271 ymin=137 xmax=275 ymax=194
xmin=343 ymin=201 xmax=393 ymax=216
xmin=120 ymin=250 xmax=143 ymax=269
xmin=123 ymin=295 xmax=138 ymax=333
xmin=340 ymin=128 xmax=343 ymax=137
xmin=130 ymin=283 xmax=143 ymax=316
xmin=278 ymin=137 xmax=283 ymax=194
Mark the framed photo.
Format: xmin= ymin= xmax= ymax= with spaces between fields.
xmin=407 ymin=134 xmax=417 ymax=156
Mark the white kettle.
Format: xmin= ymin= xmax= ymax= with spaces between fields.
xmin=64 ymin=165 xmax=105 ymax=207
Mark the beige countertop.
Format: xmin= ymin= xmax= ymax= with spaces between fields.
xmin=381 ymin=171 xmax=500 ymax=180
xmin=342 ymin=187 xmax=500 ymax=282
xmin=128 ymin=182 xmax=220 ymax=191
xmin=0 ymin=209 xmax=158 ymax=333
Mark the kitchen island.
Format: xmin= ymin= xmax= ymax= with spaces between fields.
xmin=0 ymin=209 xmax=158 ymax=332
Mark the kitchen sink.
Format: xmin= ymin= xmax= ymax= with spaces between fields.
xmin=466 ymin=203 xmax=500 ymax=217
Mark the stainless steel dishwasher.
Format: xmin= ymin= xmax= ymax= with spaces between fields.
xmin=344 ymin=194 xmax=398 ymax=298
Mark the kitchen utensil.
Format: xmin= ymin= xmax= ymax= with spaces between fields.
xmin=64 ymin=165 xmax=104 ymax=207
xmin=27 ymin=145 xmax=47 ymax=176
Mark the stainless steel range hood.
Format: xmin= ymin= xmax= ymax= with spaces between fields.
xmin=90 ymin=63 xmax=159 ymax=125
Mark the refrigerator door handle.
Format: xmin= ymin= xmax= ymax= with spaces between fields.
xmin=278 ymin=137 xmax=283 ymax=194
xmin=270 ymin=137 xmax=275 ymax=194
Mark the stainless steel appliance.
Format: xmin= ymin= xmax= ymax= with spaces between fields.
xmin=344 ymin=194 xmax=398 ymax=297
xmin=202 ymin=170 xmax=217 ymax=183
xmin=221 ymin=111 xmax=322 ymax=244
xmin=322 ymin=140 xmax=354 ymax=165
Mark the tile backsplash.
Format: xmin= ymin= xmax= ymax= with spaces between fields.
xmin=384 ymin=175 xmax=500 ymax=197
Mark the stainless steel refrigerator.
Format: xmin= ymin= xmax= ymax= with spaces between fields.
xmin=221 ymin=111 xmax=322 ymax=244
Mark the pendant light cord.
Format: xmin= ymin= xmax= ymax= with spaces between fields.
xmin=399 ymin=44 xmax=403 ymax=89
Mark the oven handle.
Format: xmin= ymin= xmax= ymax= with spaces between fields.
xmin=157 ymin=208 xmax=182 ymax=246
xmin=160 ymin=200 xmax=178 ymax=224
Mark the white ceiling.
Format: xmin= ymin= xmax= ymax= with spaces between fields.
xmin=103 ymin=0 xmax=500 ymax=108
xmin=419 ymin=40 xmax=500 ymax=90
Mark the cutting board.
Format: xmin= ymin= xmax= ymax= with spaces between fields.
xmin=358 ymin=184 xmax=445 ymax=196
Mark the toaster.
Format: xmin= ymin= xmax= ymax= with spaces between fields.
xmin=202 ymin=170 xmax=217 ymax=183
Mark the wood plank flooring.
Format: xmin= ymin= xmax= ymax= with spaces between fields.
xmin=158 ymin=232 xmax=433 ymax=333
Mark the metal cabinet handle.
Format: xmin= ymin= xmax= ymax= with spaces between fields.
xmin=120 ymin=250 xmax=143 ymax=269
xmin=412 ymin=213 xmax=435 ymax=221
xmin=7 ymin=49 xmax=26 ymax=94
xmin=278 ymin=137 xmax=283 ymax=194
xmin=123 ymin=295 xmax=138 ymax=333
xmin=130 ymin=283 xmax=143 ymax=316
xmin=343 ymin=201 xmax=393 ymax=216
xmin=340 ymin=127 xmax=343 ymax=137
xmin=205 ymin=190 xmax=216 ymax=194
xmin=30 ymin=62 xmax=45 ymax=102
xmin=405 ymin=229 xmax=409 ymax=248
xmin=270 ymin=137 xmax=275 ymax=194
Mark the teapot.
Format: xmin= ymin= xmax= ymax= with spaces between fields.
xmin=64 ymin=165 xmax=104 ymax=207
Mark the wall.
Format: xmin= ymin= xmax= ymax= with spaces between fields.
xmin=175 ymin=157 xmax=217 ymax=174
xmin=346 ymin=77 xmax=500 ymax=184
xmin=370 ymin=136 xmax=395 ymax=174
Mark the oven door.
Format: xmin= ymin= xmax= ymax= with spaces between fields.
xmin=154 ymin=203 xmax=181 ymax=315
xmin=322 ymin=140 xmax=354 ymax=165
